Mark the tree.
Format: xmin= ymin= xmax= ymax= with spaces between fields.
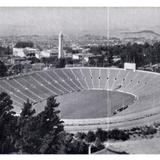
xmin=94 ymin=137 xmax=105 ymax=151
xmin=95 ymin=128 xmax=107 ymax=142
xmin=0 ymin=92 xmax=17 ymax=153
xmin=0 ymin=46 xmax=12 ymax=56
xmin=41 ymin=57 xmax=57 ymax=66
xmin=141 ymin=126 xmax=157 ymax=136
xmin=108 ymin=128 xmax=129 ymax=141
xmin=16 ymin=99 xmax=36 ymax=153
xmin=16 ymin=96 xmax=64 ymax=154
xmin=0 ymin=61 xmax=7 ymax=77
xmin=27 ymin=57 xmax=40 ymax=64
xmin=85 ymin=131 xmax=95 ymax=142
xmin=20 ymin=99 xmax=35 ymax=119
xmin=56 ymin=58 xmax=66 ymax=68
xmin=38 ymin=96 xmax=64 ymax=154
xmin=15 ymin=41 xmax=34 ymax=48
xmin=65 ymin=138 xmax=88 ymax=154
xmin=37 ymin=96 xmax=63 ymax=135
xmin=11 ymin=64 xmax=24 ymax=75
xmin=75 ymin=132 xmax=86 ymax=140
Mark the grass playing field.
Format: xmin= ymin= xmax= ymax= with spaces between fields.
xmin=34 ymin=90 xmax=135 ymax=119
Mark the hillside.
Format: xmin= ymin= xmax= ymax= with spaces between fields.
xmin=121 ymin=30 xmax=160 ymax=41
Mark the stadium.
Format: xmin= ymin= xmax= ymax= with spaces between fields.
xmin=0 ymin=66 xmax=160 ymax=133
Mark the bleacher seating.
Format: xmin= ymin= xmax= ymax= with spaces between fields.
xmin=1 ymin=67 xmax=160 ymax=132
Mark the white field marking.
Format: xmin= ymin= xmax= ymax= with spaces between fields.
xmin=36 ymin=72 xmax=63 ymax=94
xmin=0 ymin=85 xmax=26 ymax=103
xmin=111 ymin=69 xmax=120 ymax=90
xmin=105 ymin=69 xmax=110 ymax=90
xmin=132 ymin=74 xmax=158 ymax=94
xmin=62 ymin=69 xmax=81 ymax=90
xmin=44 ymin=71 xmax=69 ymax=93
xmin=3 ymin=80 xmax=36 ymax=102
xmin=70 ymin=69 xmax=85 ymax=89
xmin=13 ymin=79 xmax=42 ymax=100
xmin=31 ymin=74 xmax=57 ymax=96
xmin=98 ymin=68 xmax=101 ymax=89
xmin=80 ymin=68 xmax=89 ymax=89
xmin=118 ymin=71 xmax=131 ymax=92
xmin=127 ymin=72 xmax=152 ymax=92
xmin=122 ymin=71 xmax=139 ymax=91
xmin=52 ymin=70 xmax=75 ymax=92
xmin=89 ymin=68 xmax=94 ymax=89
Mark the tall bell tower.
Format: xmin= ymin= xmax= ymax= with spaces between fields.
xmin=58 ymin=32 xmax=64 ymax=59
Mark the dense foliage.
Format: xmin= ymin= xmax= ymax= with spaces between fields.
xmin=0 ymin=61 xmax=7 ymax=77
xmin=0 ymin=46 xmax=12 ymax=56
xmin=56 ymin=58 xmax=66 ymax=68
xmin=0 ymin=92 xmax=17 ymax=153
xmin=0 ymin=93 xmax=65 ymax=154
xmin=0 ymin=91 xmax=158 ymax=154
xmin=15 ymin=41 xmax=34 ymax=48
xmin=89 ymin=42 xmax=160 ymax=68
xmin=0 ymin=92 xmax=105 ymax=154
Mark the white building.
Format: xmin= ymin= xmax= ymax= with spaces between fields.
xmin=72 ymin=53 xmax=93 ymax=62
xmin=39 ymin=48 xmax=58 ymax=58
xmin=13 ymin=48 xmax=25 ymax=57
xmin=40 ymin=50 xmax=51 ymax=58
xmin=23 ymin=47 xmax=40 ymax=58
xmin=72 ymin=54 xmax=80 ymax=60
xmin=13 ymin=47 xmax=40 ymax=58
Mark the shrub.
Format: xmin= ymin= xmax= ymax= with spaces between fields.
xmin=95 ymin=128 xmax=107 ymax=142
xmin=141 ymin=126 xmax=157 ymax=136
xmin=108 ymin=129 xmax=129 ymax=141
xmin=85 ymin=131 xmax=95 ymax=142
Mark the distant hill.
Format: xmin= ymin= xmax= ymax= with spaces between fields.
xmin=120 ymin=30 xmax=160 ymax=41
xmin=123 ymin=30 xmax=160 ymax=36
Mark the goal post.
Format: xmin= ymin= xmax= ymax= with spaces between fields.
xmin=124 ymin=63 xmax=136 ymax=71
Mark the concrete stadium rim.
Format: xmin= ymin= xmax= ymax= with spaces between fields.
xmin=3 ymin=67 xmax=160 ymax=131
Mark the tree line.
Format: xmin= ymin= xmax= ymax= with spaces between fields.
xmin=0 ymin=92 xmax=65 ymax=154
xmin=0 ymin=91 xmax=159 ymax=154
xmin=0 ymin=92 xmax=104 ymax=154
xmin=89 ymin=42 xmax=160 ymax=68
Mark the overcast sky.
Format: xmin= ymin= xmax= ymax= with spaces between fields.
xmin=0 ymin=7 xmax=160 ymax=36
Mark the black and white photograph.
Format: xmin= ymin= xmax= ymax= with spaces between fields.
xmin=1 ymin=5 xmax=160 ymax=155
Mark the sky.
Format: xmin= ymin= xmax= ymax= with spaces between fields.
xmin=109 ymin=8 xmax=160 ymax=33
xmin=0 ymin=7 xmax=160 ymax=36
